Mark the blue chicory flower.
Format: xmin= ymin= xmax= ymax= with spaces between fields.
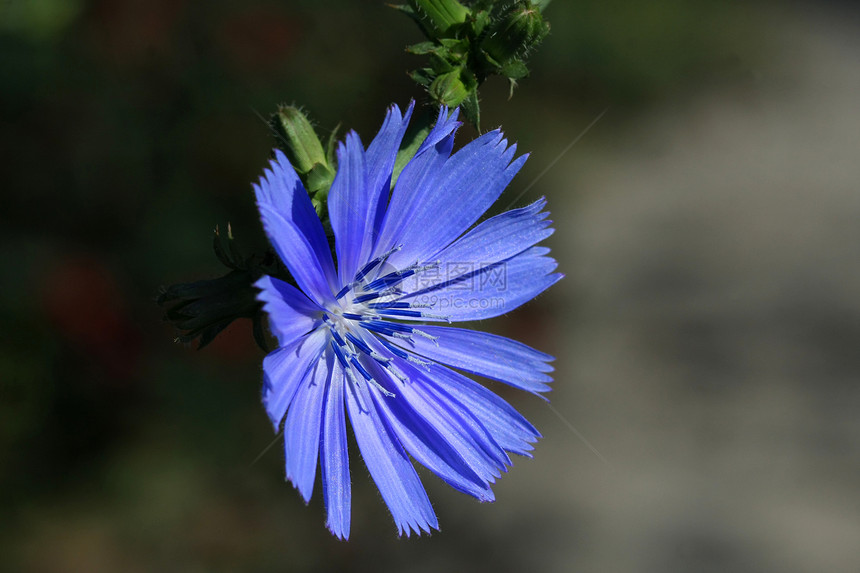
xmin=254 ymin=102 xmax=561 ymax=539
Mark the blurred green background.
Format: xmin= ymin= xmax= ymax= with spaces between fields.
xmin=3 ymin=1 xmax=859 ymax=571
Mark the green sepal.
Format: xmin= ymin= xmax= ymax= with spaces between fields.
xmin=325 ymin=123 xmax=341 ymax=167
xmin=306 ymin=163 xmax=335 ymax=218
xmin=500 ymin=58 xmax=529 ymax=80
xmin=407 ymin=41 xmax=438 ymax=55
xmin=409 ymin=68 xmax=435 ymax=87
xmin=407 ymin=0 xmax=469 ymax=39
xmin=461 ymin=88 xmax=481 ymax=130
xmin=212 ymin=223 xmax=243 ymax=270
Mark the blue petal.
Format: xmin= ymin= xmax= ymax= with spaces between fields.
xmin=283 ymin=353 xmax=330 ymax=503
xmin=255 ymin=275 xmax=323 ymax=347
xmin=345 ymin=379 xmax=439 ymax=536
xmin=261 ymin=329 xmax=327 ymax=430
xmin=413 ymin=106 xmax=461 ymax=157
xmin=431 ymin=198 xmax=553 ymax=271
xmin=421 ymin=361 xmax=541 ymax=456
xmin=372 ymin=107 xmax=460 ymax=259
xmin=392 ymin=325 xmax=554 ymax=394
xmin=359 ymin=338 xmax=496 ymax=499
xmin=399 ymin=246 xmax=562 ymax=322
xmin=387 ymin=131 xmax=527 ymax=268
xmin=387 ymin=356 xmax=514 ymax=482
xmin=255 ymin=150 xmax=337 ymax=302
xmin=364 ymin=102 xmax=415 ymax=249
xmin=366 ymin=369 xmax=495 ymax=500
xmin=328 ymin=132 xmax=369 ymax=283
xmin=321 ymin=355 xmax=351 ymax=540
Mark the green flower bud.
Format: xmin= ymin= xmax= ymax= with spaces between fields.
xmin=269 ymin=105 xmax=337 ymax=216
xmin=480 ymin=1 xmax=549 ymax=68
xmin=270 ymin=105 xmax=327 ymax=176
xmin=430 ymin=69 xmax=470 ymax=108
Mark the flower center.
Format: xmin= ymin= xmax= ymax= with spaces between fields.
xmin=318 ymin=247 xmax=449 ymax=399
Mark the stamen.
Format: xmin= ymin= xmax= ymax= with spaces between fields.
xmin=335 ymin=284 xmax=352 ymax=300
xmin=407 ymin=355 xmax=431 ymax=367
xmin=353 ymin=245 xmax=402 ymax=282
xmin=330 ymin=340 xmax=349 ymax=369
xmin=376 ymin=309 xmax=423 ymax=319
xmin=421 ymin=312 xmax=451 ymax=323
xmin=373 ymin=308 xmax=451 ymax=323
xmin=359 ymin=320 xmax=413 ymax=337
xmin=384 ymin=363 xmax=408 ymax=383
xmin=411 ymin=328 xmax=439 ymax=344
xmin=349 ymin=356 xmax=373 ymax=381
xmin=367 ymin=301 xmax=412 ymax=310
xmin=345 ymin=332 xmax=372 ymax=355
xmin=378 ymin=337 xmax=410 ymax=360
xmin=368 ymin=376 xmax=395 ymax=398
xmin=351 ymin=352 xmax=395 ymax=398
xmin=344 ymin=369 xmax=367 ymax=412
xmin=353 ymin=292 xmax=382 ymax=304
xmin=362 ymin=262 xmax=437 ymax=292
xmin=364 ymin=271 xmax=412 ymax=292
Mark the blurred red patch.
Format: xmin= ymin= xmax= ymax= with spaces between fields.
xmin=217 ymin=6 xmax=301 ymax=74
xmin=41 ymin=254 xmax=141 ymax=382
xmin=89 ymin=0 xmax=183 ymax=64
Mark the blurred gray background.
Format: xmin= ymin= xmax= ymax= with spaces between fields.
xmin=2 ymin=1 xmax=858 ymax=571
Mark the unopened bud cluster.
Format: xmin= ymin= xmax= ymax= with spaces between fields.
xmin=396 ymin=0 xmax=550 ymax=128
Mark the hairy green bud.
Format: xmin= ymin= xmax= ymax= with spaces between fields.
xmin=480 ymin=2 xmax=550 ymax=67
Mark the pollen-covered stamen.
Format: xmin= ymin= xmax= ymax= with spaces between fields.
xmin=326 ymin=312 xmax=398 ymax=398
xmin=376 ymin=309 xmax=423 ymax=318
xmin=344 ymin=330 xmax=403 ymax=394
xmin=378 ymin=336 xmax=409 ymax=359
xmin=350 ymin=355 xmax=394 ymax=397
xmin=358 ymin=320 xmax=439 ymax=348
xmin=334 ymin=283 xmax=352 ymax=301
xmin=367 ymin=301 xmax=451 ymax=322
xmin=366 ymin=301 xmax=412 ymax=310
xmin=345 ymin=332 xmax=390 ymax=363
xmin=359 ymin=319 xmax=413 ymax=336
xmin=354 ymin=245 xmax=402 ymax=282
xmin=353 ymin=291 xmax=383 ymax=304
xmin=411 ymin=328 xmax=439 ymax=343
xmin=378 ymin=337 xmax=431 ymax=368
xmin=382 ymin=361 xmax=408 ymax=383
xmin=349 ymin=355 xmax=373 ymax=381
xmin=335 ymin=245 xmax=403 ymax=300
xmin=375 ymin=308 xmax=451 ymax=323
xmin=362 ymin=262 xmax=439 ymax=293
xmin=330 ymin=339 xmax=349 ymax=369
